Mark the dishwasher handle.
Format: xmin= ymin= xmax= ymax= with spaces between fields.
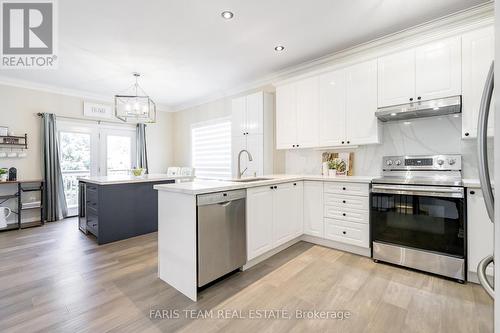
xmin=197 ymin=189 xmax=246 ymax=206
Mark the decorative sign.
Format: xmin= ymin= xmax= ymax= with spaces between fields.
xmin=83 ymin=102 xmax=113 ymax=119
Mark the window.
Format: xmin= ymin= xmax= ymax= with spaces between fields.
xmin=191 ymin=118 xmax=231 ymax=179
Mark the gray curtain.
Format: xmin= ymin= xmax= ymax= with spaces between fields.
xmin=41 ymin=113 xmax=68 ymax=221
xmin=136 ymin=123 xmax=149 ymax=173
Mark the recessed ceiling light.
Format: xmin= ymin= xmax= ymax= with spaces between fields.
xmin=221 ymin=11 xmax=234 ymax=20
xmin=274 ymin=45 xmax=285 ymax=52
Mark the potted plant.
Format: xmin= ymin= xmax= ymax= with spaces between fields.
xmin=328 ymin=158 xmax=347 ymax=177
xmin=0 ymin=168 xmax=8 ymax=182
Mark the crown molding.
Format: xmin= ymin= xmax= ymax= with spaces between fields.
xmin=170 ymin=1 xmax=494 ymax=112
xmin=0 ymin=75 xmax=172 ymax=112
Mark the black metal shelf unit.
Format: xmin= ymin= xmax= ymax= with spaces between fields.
xmin=0 ymin=134 xmax=28 ymax=149
xmin=0 ymin=180 xmax=44 ymax=232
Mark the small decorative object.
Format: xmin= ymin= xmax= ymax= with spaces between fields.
xmin=322 ymin=161 xmax=329 ymax=176
xmin=8 ymin=167 xmax=17 ymax=181
xmin=0 ymin=168 xmax=8 ymax=182
xmin=131 ymin=168 xmax=146 ymax=177
xmin=0 ymin=126 xmax=8 ymax=136
xmin=322 ymin=152 xmax=354 ymax=176
xmin=84 ymin=102 xmax=113 ymax=119
xmin=328 ymin=158 xmax=346 ymax=177
xmin=115 ymin=73 xmax=157 ymax=123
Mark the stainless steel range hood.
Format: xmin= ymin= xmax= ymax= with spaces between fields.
xmin=375 ymin=96 xmax=461 ymax=122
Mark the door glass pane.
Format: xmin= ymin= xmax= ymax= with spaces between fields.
xmin=107 ymin=135 xmax=132 ymax=175
xmin=60 ymin=132 xmax=91 ymax=214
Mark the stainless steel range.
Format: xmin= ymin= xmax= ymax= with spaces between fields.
xmin=371 ymin=154 xmax=466 ymax=282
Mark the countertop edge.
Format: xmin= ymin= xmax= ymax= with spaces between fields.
xmin=79 ymin=175 xmax=194 ymax=185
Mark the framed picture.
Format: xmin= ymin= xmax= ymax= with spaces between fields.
xmin=83 ymin=102 xmax=113 ymax=119
xmin=0 ymin=126 xmax=8 ymax=136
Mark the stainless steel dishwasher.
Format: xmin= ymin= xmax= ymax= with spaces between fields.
xmin=197 ymin=189 xmax=247 ymax=287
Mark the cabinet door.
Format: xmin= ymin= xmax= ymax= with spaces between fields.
xmin=245 ymin=134 xmax=263 ymax=177
xmin=303 ymin=181 xmax=323 ymax=237
xmin=296 ymin=76 xmax=320 ymax=148
xmin=462 ymin=27 xmax=495 ymax=139
xmin=276 ymin=83 xmax=297 ymax=149
xmin=231 ymin=96 xmax=247 ymax=137
xmin=273 ymin=182 xmax=301 ymax=247
xmin=231 ymin=136 xmax=247 ymax=178
xmin=247 ymin=186 xmax=274 ymax=260
xmin=415 ymin=37 xmax=461 ymax=101
xmin=319 ymin=69 xmax=346 ymax=147
xmin=345 ymin=60 xmax=380 ymax=145
xmin=246 ymin=91 xmax=264 ymax=135
xmin=467 ymin=188 xmax=494 ymax=277
xmin=377 ymin=49 xmax=415 ymax=107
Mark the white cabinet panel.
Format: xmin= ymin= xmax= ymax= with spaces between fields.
xmin=231 ymin=96 xmax=246 ymax=137
xmin=324 ymin=218 xmax=369 ymax=248
xmin=324 ymin=193 xmax=369 ymax=211
xmin=467 ymin=188 xmax=494 ymax=277
xmin=345 ymin=60 xmax=380 ymax=145
xmin=296 ymin=76 xmax=320 ymax=148
xmin=303 ymin=181 xmax=324 ymax=237
xmin=246 ymin=91 xmax=264 ymax=135
xmin=319 ymin=69 xmax=346 ymax=147
xmin=247 ymin=186 xmax=274 ymax=260
xmin=276 ymin=83 xmax=297 ymax=149
xmin=273 ymin=182 xmax=303 ymax=247
xmin=246 ymin=134 xmax=263 ymax=177
xmin=415 ymin=37 xmax=461 ymax=101
xmin=324 ymin=206 xmax=369 ymax=224
xmin=462 ymin=27 xmax=495 ymax=139
xmin=324 ymin=182 xmax=369 ymax=196
xmin=378 ymin=49 xmax=415 ymax=107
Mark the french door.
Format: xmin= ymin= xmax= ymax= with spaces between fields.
xmin=58 ymin=120 xmax=136 ymax=215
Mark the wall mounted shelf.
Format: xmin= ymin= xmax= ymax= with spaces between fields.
xmin=0 ymin=134 xmax=28 ymax=149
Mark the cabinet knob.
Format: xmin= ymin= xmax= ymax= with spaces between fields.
xmin=347 ymin=141 xmax=350 ymax=144
xmin=343 ymin=213 xmax=346 ymax=216
xmin=223 ymin=193 xmax=227 ymax=197
xmin=465 ymin=132 xmax=470 ymax=137
xmin=342 ymin=187 xmax=346 ymax=190
xmin=470 ymin=190 xmax=475 ymax=195
xmin=297 ymin=144 xmax=300 ymax=147
xmin=341 ymin=141 xmax=345 ymax=144
xmin=342 ymin=231 xmax=346 ymax=235
xmin=292 ymin=145 xmax=296 ymax=147
xmin=293 ymin=183 xmax=297 ymax=186
xmin=274 ymin=186 xmax=277 ymax=189
xmin=270 ymin=186 xmax=274 ymax=189
xmin=343 ymin=200 xmax=346 ymax=204
xmin=417 ymin=96 xmax=422 ymax=100
xmin=409 ymin=97 xmax=414 ymax=102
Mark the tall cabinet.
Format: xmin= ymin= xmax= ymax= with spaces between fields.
xmin=231 ymin=91 xmax=274 ymax=178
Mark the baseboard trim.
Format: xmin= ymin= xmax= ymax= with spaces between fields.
xmin=301 ymin=235 xmax=371 ymax=257
xmin=243 ymin=236 xmax=302 ymax=270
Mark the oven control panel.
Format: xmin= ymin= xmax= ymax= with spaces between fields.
xmin=382 ymin=155 xmax=461 ymax=171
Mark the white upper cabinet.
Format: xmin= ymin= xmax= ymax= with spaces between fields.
xmin=462 ymin=26 xmax=495 ymax=139
xmin=231 ymin=96 xmax=247 ymax=137
xmin=345 ymin=60 xmax=380 ymax=145
xmin=276 ymin=83 xmax=298 ymax=149
xmin=245 ymin=92 xmax=264 ymax=135
xmin=319 ymin=69 xmax=346 ymax=147
xmin=378 ymin=49 xmax=416 ymax=107
xmin=415 ymin=36 xmax=461 ymax=101
xmin=378 ymin=36 xmax=461 ymax=107
xmin=296 ymin=76 xmax=320 ymax=148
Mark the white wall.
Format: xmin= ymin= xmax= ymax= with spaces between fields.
xmin=0 ymin=84 xmax=173 ymax=180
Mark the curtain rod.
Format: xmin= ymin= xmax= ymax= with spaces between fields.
xmin=36 ymin=113 xmax=137 ymax=127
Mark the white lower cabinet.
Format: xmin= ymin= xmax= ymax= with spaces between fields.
xmin=467 ymin=188 xmax=494 ymax=278
xmin=303 ymin=181 xmax=324 ymax=237
xmin=247 ymin=181 xmax=303 ymax=260
xmin=324 ymin=218 xmax=369 ymax=248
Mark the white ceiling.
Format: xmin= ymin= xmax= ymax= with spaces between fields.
xmin=0 ymin=0 xmax=489 ymax=111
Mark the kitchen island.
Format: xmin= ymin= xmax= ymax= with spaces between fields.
xmin=78 ymin=174 xmax=193 ymax=244
xmin=154 ymin=174 xmax=374 ymax=301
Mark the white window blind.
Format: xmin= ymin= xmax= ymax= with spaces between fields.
xmin=191 ymin=118 xmax=231 ymax=179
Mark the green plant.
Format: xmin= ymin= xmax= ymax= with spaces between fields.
xmin=328 ymin=158 xmax=346 ymax=173
xmin=0 ymin=168 xmax=7 ymax=175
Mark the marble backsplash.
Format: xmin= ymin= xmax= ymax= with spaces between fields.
xmin=284 ymin=115 xmax=494 ymax=179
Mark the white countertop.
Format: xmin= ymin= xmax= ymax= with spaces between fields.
xmin=78 ymin=174 xmax=194 ymax=185
xmin=154 ymin=174 xmax=375 ymax=195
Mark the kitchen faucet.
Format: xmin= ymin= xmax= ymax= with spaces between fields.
xmin=237 ymin=150 xmax=253 ymax=179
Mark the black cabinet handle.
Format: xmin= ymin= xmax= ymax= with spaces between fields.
xmin=347 ymin=141 xmax=350 ymax=144
xmin=273 ymin=186 xmax=277 ymax=189
xmin=417 ymin=96 xmax=422 ymax=100
xmin=470 ymin=190 xmax=475 ymax=195
xmin=297 ymin=144 xmax=300 ymax=147
xmin=270 ymin=186 xmax=274 ymax=189
xmin=342 ymin=187 xmax=346 ymax=190
xmin=341 ymin=141 xmax=345 ymax=144
xmin=223 ymin=193 xmax=227 ymax=197
xmin=342 ymin=231 xmax=346 ymax=235
xmin=342 ymin=200 xmax=346 ymax=203
xmin=409 ymin=97 xmax=414 ymax=101
xmin=293 ymin=183 xmax=297 ymax=186
xmin=292 ymin=145 xmax=296 ymax=147
xmin=342 ymin=213 xmax=346 ymax=216
xmin=465 ymin=132 xmax=470 ymax=137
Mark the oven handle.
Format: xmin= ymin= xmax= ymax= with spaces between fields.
xmin=371 ymin=184 xmax=464 ymax=198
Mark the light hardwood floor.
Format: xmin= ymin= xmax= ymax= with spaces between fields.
xmin=0 ymin=218 xmax=493 ymax=333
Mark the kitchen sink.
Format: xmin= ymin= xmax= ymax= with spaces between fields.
xmin=231 ymin=177 xmax=274 ymax=183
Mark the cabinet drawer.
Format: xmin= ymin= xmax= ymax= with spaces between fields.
xmin=86 ymin=213 xmax=99 ymax=236
xmin=86 ymin=199 xmax=99 ymax=214
xmin=324 ymin=193 xmax=369 ymax=211
xmin=324 ymin=218 xmax=369 ymax=248
xmin=86 ymin=188 xmax=98 ymax=204
xmin=324 ymin=205 xmax=368 ymax=224
xmin=324 ymin=182 xmax=369 ymax=196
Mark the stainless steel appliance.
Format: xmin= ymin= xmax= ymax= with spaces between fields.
xmin=78 ymin=182 xmax=87 ymax=234
xmin=197 ymin=189 xmax=247 ymax=287
xmin=375 ymin=95 xmax=461 ymax=122
xmin=476 ymin=62 xmax=494 ymax=299
xmin=371 ymin=154 xmax=466 ymax=282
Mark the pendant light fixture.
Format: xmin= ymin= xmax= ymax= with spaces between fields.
xmin=115 ymin=73 xmax=156 ymax=123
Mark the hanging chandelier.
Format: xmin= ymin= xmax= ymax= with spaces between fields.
xmin=115 ymin=73 xmax=156 ymax=123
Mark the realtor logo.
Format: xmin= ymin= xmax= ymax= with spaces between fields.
xmin=1 ymin=0 xmax=57 ymax=68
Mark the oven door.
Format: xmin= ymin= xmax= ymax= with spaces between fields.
xmin=371 ymin=184 xmax=465 ymax=257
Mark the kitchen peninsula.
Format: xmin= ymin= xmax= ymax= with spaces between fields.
xmin=78 ymin=174 xmax=193 ymax=244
